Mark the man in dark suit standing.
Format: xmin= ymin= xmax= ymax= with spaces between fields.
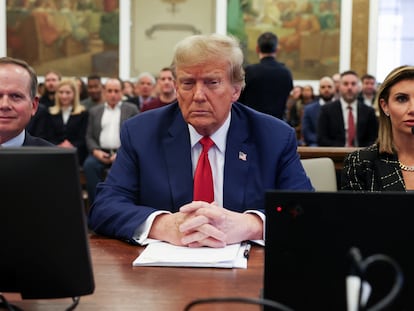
xmin=0 ymin=57 xmax=52 ymax=147
xmin=317 ymin=70 xmax=378 ymax=147
xmin=88 ymin=34 xmax=313 ymax=248
xmin=238 ymin=32 xmax=293 ymax=119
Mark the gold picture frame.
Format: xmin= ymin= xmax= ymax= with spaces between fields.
xmin=6 ymin=0 xmax=120 ymax=77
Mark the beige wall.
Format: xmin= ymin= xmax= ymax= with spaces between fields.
xmin=130 ymin=0 xmax=216 ymax=78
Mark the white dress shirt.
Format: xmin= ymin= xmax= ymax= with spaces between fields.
xmin=1 ymin=130 xmax=25 ymax=147
xmin=61 ymin=106 xmax=72 ymax=125
xmin=99 ymin=102 xmax=121 ymax=149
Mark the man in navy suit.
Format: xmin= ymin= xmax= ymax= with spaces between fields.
xmin=302 ymin=76 xmax=335 ymax=146
xmin=317 ymin=70 xmax=378 ymax=147
xmin=88 ymin=34 xmax=313 ymax=247
xmin=0 ymin=57 xmax=52 ymax=147
xmin=238 ymin=32 xmax=293 ymax=120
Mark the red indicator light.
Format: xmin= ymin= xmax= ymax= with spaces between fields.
xmin=276 ymin=206 xmax=283 ymax=212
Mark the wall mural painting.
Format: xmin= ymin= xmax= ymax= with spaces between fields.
xmin=6 ymin=0 xmax=119 ymax=77
xmin=227 ymin=0 xmax=341 ymax=80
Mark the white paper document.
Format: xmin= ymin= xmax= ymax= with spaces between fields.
xmin=132 ymin=241 xmax=248 ymax=268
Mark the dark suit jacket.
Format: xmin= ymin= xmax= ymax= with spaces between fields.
xmin=23 ymin=131 xmax=54 ymax=146
xmin=85 ymin=101 xmax=139 ymax=152
xmin=317 ymin=99 xmax=378 ymax=147
xmin=88 ymin=102 xmax=313 ymax=242
xmin=46 ymin=111 xmax=89 ymax=164
xmin=238 ymin=56 xmax=293 ymax=119
xmin=302 ymin=100 xmax=321 ymax=146
xmin=39 ymin=92 xmax=55 ymax=108
xmin=341 ymin=144 xmax=405 ymax=191
xmin=26 ymin=103 xmax=49 ymax=139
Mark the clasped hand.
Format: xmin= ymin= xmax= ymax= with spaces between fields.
xmin=176 ymin=201 xmax=262 ymax=248
xmin=93 ymin=149 xmax=116 ymax=164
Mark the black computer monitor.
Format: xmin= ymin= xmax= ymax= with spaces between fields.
xmin=0 ymin=147 xmax=94 ymax=299
xmin=264 ymin=190 xmax=414 ymax=311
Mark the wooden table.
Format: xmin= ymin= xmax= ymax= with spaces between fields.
xmin=8 ymin=235 xmax=264 ymax=311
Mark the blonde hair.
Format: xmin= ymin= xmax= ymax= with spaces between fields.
xmin=49 ymin=79 xmax=86 ymax=115
xmin=375 ymin=65 xmax=414 ymax=154
xmin=170 ymin=33 xmax=245 ymax=89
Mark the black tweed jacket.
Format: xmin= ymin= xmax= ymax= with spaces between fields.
xmin=341 ymin=144 xmax=406 ymax=191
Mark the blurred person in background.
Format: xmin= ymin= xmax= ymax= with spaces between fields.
xmin=141 ymin=67 xmax=176 ymax=112
xmin=46 ymin=79 xmax=88 ymax=165
xmin=129 ymin=72 xmax=156 ymax=111
xmin=39 ymin=70 xmax=61 ymax=108
xmin=81 ymin=75 xmax=105 ymax=110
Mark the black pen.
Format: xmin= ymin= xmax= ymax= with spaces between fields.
xmin=243 ymin=243 xmax=251 ymax=259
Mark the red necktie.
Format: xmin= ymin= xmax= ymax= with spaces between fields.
xmin=193 ymin=136 xmax=214 ymax=202
xmin=347 ymin=105 xmax=355 ymax=147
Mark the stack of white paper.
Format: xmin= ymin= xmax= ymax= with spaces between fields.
xmin=132 ymin=241 xmax=248 ymax=268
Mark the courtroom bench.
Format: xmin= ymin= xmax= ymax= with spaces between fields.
xmin=297 ymin=146 xmax=360 ymax=170
xmin=297 ymin=146 xmax=360 ymax=189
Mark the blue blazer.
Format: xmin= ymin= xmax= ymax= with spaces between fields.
xmin=302 ymin=100 xmax=321 ymax=146
xmin=88 ymin=103 xmax=313 ymax=242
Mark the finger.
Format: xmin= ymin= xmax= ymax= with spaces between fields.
xmin=196 ymin=223 xmax=226 ymax=242
xmin=181 ymin=231 xmax=209 ymax=245
xmin=181 ymin=223 xmax=226 ymax=243
xmin=179 ymin=215 xmax=209 ymax=232
xmin=195 ymin=206 xmax=226 ymax=222
xmin=179 ymin=201 xmax=201 ymax=213
xmin=189 ymin=238 xmax=226 ymax=248
xmin=187 ymin=241 xmax=203 ymax=248
xmin=180 ymin=201 xmax=211 ymax=213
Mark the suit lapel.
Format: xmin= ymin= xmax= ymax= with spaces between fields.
xmin=96 ymin=105 xmax=105 ymax=133
xmin=356 ymin=102 xmax=365 ymax=136
xmin=312 ymin=104 xmax=321 ymax=128
xmin=223 ymin=108 xmax=251 ymax=209
xmin=162 ymin=110 xmax=194 ymax=210
xmin=334 ymin=101 xmax=345 ymax=135
xmin=52 ymin=113 xmax=64 ymax=128
xmin=120 ymin=102 xmax=128 ymax=123
xmin=376 ymin=155 xmax=406 ymax=191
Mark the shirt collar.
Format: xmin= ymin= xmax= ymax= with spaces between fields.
xmin=61 ymin=106 xmax=73 ymax=113
xmin=340 ymin=97 xmax=357 ymax=108
xmin=1 ymin=130 xmax=25 ymax=147
xmin=104 ymin=101 xmax=122 ymax=110
xmin=189 ymin=112 xmax=231 ymax=153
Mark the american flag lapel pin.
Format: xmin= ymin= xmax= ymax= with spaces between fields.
xmin=239 ymin=151 xmax=247 ymax=161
